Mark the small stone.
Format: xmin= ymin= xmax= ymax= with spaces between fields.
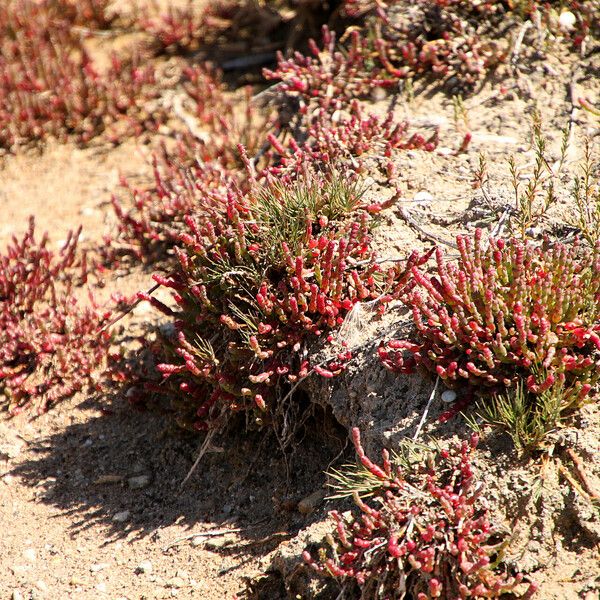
xmin=11 ymin=565 xmax=31 ymax=575
xmin=436 ymin=147 xmax=454 ymax=156
xmin=166 ymin=576 xmax=185 ymax=589
xmin=135 ymin=561 xmax=153 ymax=575
xmin=12 ymin=591 xmax=23 ymax=600
xmin=95 ymin=582 xmax=107 ymax=592
xmin=370 ymin=87 xmax=387 ymax=102
xmin=90 ymin=563 xmax=109 ymax=573
xmin=70 ymin=576 xmax=85 ymax=586
xmin=205 ymin=535 xmax=236 ymax=551
xmin=112 ymin=510 xmax=130 ymax=523
xmin=413 ymin=191 xmax=433 ymax=203
xmin=298 ymin=490 xmax=326 ymax=515
xmin=22 ymin=548 xmax=37 ymax=562
xmin=441 ymin=390 xmax=457 ymax=404
xmin=559 ymin=10 xmax=576 ymax=30
xmin=128 ymin=474 xmax=151 ymax=490
xmin=35 ymin=581 xmax=48 ymax=592
xmin=0 ymin=442 xmax=24 ymax=460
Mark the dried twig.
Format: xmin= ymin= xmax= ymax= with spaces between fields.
xmin=511 ymin=21 xmax=532 ymax=66
xmin=558 ymin=464 xmax=596 ymax=505
xmin=398 ymin=206 xmax=458 ymax=249
xmin=100 ymin=282 xmax=160 ymax=332
xmin=413 ymin=377 xmax=439 ymax=441
xmin=564 ymin=448 xmax=600 ymax=501
xmin=180 ymin=429 xmax=217 ymax=488
xmin=162 ymin=527 xmax=242 ymax=552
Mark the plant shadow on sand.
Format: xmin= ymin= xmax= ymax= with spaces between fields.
xmin=10 ymin=391 xmax=348 ymax=558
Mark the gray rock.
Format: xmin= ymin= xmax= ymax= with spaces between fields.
xmin=128 ymin=475 xmax=151 ymax=490
xmin=297 ymin=490 xmax=326 ymax=515
xmin=112 ymin=510 xmax=130 ymax=523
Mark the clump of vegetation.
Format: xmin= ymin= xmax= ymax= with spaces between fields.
xmin=0 ymin=218 xmax=110 ymax=414
xmin=138 ymin=0 xmax=362 ymax=56
xmin=136 ymin=168 xmax=428 ymax=433
xmin=265 ymin=0 xmax=599 ymax=101
xmin=0 ymin=0 xmax=163 ymax=151
xmin=304 ymin=428 xmax=538 ymax=599
xmin=379 ymin=229 xmax=600 ymax=449
xmin=108 ymin=63 xmax=267 ymax=263
xmin=265 ymin=99 xmax=437 ymax=179
xmin=109 ymin=76 xmax=432 ymax=265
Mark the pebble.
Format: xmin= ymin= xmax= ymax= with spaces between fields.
xmin=128 ymin=474 xmax=151 ymax=490
xmin=298 ymin=490 xmax=326 ymax=515
xmin=90 ymin=563 xmax=110 ymax=573
xmin=11 ymin=591 xmax=23 ymax=600
xmin=95 ymin=582 xmax=107 ymax=593
xmin=136 ymin=560 xmax=153 ymax=575
xmin=0 ymin=441 xmax=24 ymax=460
xmin=166 ymin=576 xmax=185 ymax=589
xmin=205 ymin=535 xmax=236 ymax=551
xmin=559 ymin=10 xmax=576 ymax=30
xmin=35 ymin=581 xmax=48 ymax=592
xmin=22 ymin=548 xmax=37 ymax=562
xmin=413 ymin=191 xmax=433 ymax=204
xmin=112 ymin=510 xmax=130 ymax=523
xmin=436 ymin=147 xmax=454 ymax=156
xmin=441 ymin=390 xmax=457 ymax=403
